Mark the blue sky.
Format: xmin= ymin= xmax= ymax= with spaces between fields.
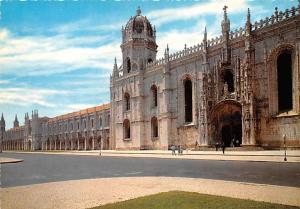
xmin=0 ymin=0 xmax=297 ymax=128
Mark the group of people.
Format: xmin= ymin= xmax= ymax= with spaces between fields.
xmin=170 ymin=145 xmax=183 ymax=155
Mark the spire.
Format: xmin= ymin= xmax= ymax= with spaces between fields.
xmin=247 ymin=8 xmax=251 ymax=23
xmin=164 ymin=44 xmax=169 ymax=62
xmin=223 ymin=5 xmax=228 ymax=21
xmin=14 ymin=114 xmax=19 ymax=128
xmin=221 ymin=5 xmax=230 ymax=37
xmin=1 ymin=113 xmax=4 ymax=121
xmin=136 ymin=6 xmax=141 ymax=16
xmin=113 ymin=57 xmax=119 ymax=77
xmin=114 ymin=57 xmax=118 ymax=70
xmin=203 ymin=26 xmax=207 ymax=43
xmin=245 ymin=8 xmax=252 ymax=37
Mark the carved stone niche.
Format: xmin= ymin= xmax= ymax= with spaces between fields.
xmin=219 ymin=67 xmax=235 ymax=99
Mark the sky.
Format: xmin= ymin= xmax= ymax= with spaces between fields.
xmin=0 ymin=0 xmax=297 ymax=129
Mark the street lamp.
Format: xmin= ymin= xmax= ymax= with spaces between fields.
xmin=283 ymin=134 xmax=287 ymax=161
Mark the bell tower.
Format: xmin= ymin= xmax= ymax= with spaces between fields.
xmin=121 ymin=6 xmax=157 ymax=74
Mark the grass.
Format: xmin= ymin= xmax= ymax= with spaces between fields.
xmin=89 ymin=191 xmax=299 ymax=209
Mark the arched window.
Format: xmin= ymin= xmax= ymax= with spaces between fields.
xmin=223 ymin=70 xmax=234 ymax=92
xmin=127 ymin=58 xmax=131 ymax=73
xmin=151 ymin=117 xmax=158 ymax=137
xmin=77 ymin=122 xmax=80 ymax=130
xmin=99 ymin=117 xmax=102 ymax=127
xmin=124 ymin=93 xmax=130 ymax=111
xmin=184 ymin=78 xmax=193 ymax=123
xmin=151 ymin=85 xmax=158 ymax=107
xmin=277 ymin=51 xmax=292 ymax=112
xmin=123 ymin=119 xmax=130 ymax=139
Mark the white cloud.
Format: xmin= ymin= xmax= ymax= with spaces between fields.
xmin=0 ymin=79 xmax=10 ymax=85
xmin=0 ymin=87 xmax=69 ymax=107
xmin=65 ymin=104 xmax=98 ymax=112
xmin=147 ymin=0 xmax=249 ymax=26
xmin=0 ymin=29 xmax=122 ymax=77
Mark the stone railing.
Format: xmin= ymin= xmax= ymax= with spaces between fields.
xmin=252 ymin=5 xmax=299 ymax=31
xmin=229 ymin=27 xmax=245 ymax=39
xmin=208 ymin=35 xmax=223 ymax=47
xmin=143 ymin=4 xmax=300 ymax=71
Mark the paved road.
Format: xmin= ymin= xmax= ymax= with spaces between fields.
xmin=1 ymin=152 xmax=300 ymax=188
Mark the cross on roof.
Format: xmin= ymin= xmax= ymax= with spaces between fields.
xmin=223 ymin=5 xmax=228 ymax=14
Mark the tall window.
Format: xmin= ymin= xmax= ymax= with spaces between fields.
xmin=151 ymin=85 xmax=158 ymax=107
xmin=84 ymin=120 xmax=86 ymax=129
xmin=123 ymin=119 xmax=130 ymax=139
xmin=124 ymin=93 xmax=130 ymax=111
xmin=223 ymin=70 xmax=234 ymax=92
xmin=151 ymin=117 xmax=158 ymax=137
xmin=127 ymin=58 xmax=131 ymax=73
xmin=184 ymin=78 xmax=193 ymax=123
xmin=99 ymin=117 xmax=102 ymax=127
xmin=91 ymin=119 xmax=94 ymax=128
xmin=277 ymin=51 xmax=292 ymax=112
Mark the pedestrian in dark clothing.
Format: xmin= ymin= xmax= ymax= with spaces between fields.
xmin=215 ymin=142 xmax=219 ymax=151
xmin=222 ymin=141 xmax=225 ymax=154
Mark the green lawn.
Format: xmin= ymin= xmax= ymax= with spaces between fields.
xmin=89 ymin=191 xmax=299 ymax=209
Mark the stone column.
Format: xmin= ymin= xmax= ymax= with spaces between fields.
xmin=84 ymin=137 xmax=87 ymax=150
xmin=77 ymin=138 xmax=80 ymax=150
xmin=60 ymin=140 xmax=62 ymax=150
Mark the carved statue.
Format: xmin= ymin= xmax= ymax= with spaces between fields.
xmin=223 ymin=82 xmax=229 ymax=97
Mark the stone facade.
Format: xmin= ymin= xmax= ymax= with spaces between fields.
xmin=1 ymin=104 xmax=110 ymax=151
xmin=110 ymin=5 xmax=300 ymax=150
xmin=1 ymin=4 xmax=300 ymax=151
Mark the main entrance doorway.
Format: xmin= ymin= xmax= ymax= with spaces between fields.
xmin=210 ymin=100 xmax=242 ymax=147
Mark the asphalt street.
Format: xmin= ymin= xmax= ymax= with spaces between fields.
xmin=1 ymin=152 xmax=300 ymax=188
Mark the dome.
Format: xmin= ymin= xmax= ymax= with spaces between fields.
xmin=124 ymin=6 xmax=154 ymax=37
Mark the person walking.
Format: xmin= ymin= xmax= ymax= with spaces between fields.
xmin=171 ymin=145 xmax=176 ymax=155
xmin=222 ymin=141 xmax=225 ymax=154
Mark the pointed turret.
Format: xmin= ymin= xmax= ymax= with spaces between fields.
xmin=245 ymin=8 xmax=252 ymax=36
xmin=221 ymin=5 xmax=231 ymax=64
xmin=203 ymin=26 xmax=207 ymax=43
xmin=113 ymin=57 xmax=119 ymax=78
xmin=221 ymin=5 xmax=230 ymax=38
xmin=14 ymin=114 xmax=19 ymax=128
xmin=136 ymin=6 xmax=141 ymax=16
xmin=245 ymin=8 xmax=253 ymax=52
xmin=164 ymin=44 xmax=169 ymax=61
xmin=1 ymin=113 xmax=4 ymax=122
xmin=203 ymin=26 xmax=208 ymax=51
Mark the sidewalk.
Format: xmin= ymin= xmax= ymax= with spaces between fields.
xmin=3 ymin=177 xmax=300 ymax=209
xmin=6 ymin=150 xmax=300 ymax=163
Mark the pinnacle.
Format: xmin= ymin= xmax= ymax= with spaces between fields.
xmin=136 ymin=6 xmax=141 ymax=16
